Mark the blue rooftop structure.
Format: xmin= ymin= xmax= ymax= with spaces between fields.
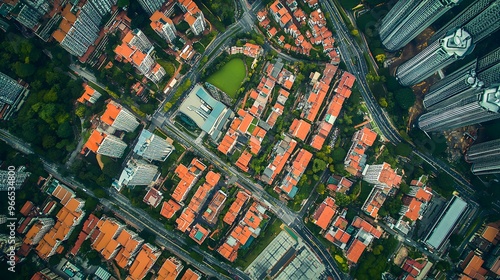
xmin=179 ymin=84 xmax=234 ymax=141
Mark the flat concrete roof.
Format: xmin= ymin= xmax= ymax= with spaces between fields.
xmin=425 ymin=196 xmax=467 ymax=250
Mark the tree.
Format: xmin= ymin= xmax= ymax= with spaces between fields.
xmin=335 ymin=193 xmax=352 ymax=207
xmin=379 ymin=97 xmax=388 ymax=108
xmin=75 ymin=105 xmax=86 ymax=118
xmin=395 ymin=88 xmax=416 ymax=110
xmin=56 ymin=121 xmax=73 ymax=139
xmin=375 ymin=54 xmax=386 ymax=63
xmin=351 ymin=29 xmax=359 ymax=36
xmin=332 ymin=148 xmax=347 ymax=162
xmin=373 ymin=245 xmax=383 ymax=255
xmin=317 ymin=183 xmax=326 ymax=195
xmin=42 ymin=135 xmax=56 ymax=149
xmin=312 ymin=158 xmax=327 ymax=173
xmin=117 ymin=0 xmax=129 ymax=8
xmin=13 ymin=62 xmax=35 ymax=78
xmin=395 ymin=142 xmax=412 ymax=157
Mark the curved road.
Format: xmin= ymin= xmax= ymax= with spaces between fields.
xmin=321 ymin=0 xmax=476 ymax=195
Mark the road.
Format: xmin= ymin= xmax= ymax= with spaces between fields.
xmin=0 ymin=129 xmax=248 ymax=280
xmin=321 ymin=0 xmax=477 ymax=197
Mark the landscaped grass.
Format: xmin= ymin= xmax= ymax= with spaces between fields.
xmin=206 ymin=58 xmax=246 ymax=98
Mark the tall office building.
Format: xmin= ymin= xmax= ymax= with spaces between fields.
xmin=430 ymin=0 xmax=495 ymax=42
xmin=466 ymin=138 xmax=500 ymax=175
xmin=396 ymin=28 xmax=474 ymax=86
xmin=397 ymin=1 xmax=500 ymax=86
xmin=137 ymin=0 xmax=166 ymax=16
xmin=114 ymin=159 xmax=159 ymax=190
xmin=424 ymin=47 xmax=500 ymax=109
xmin=380 ymin=0 xmax=459 ymax=51
xmin=133 ymin=129 xmax=175 ymax=162
xmin=150 ymin=11 xmax=177 ymax=43
xmin=418 ymin=85 xmax=500 ymax=132
xmin=0 ymin=72 xmax=30 ymax=120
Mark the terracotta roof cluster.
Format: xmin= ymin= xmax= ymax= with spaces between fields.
xmin=160 ymin=199 xmax=182 ymax=219
xmin=277 ymin=148 xmax=313 ymax=198
xmin=269 ymin=0 xmax=292 ymax=27
xmin=272 ymin=66 xmax=296 ymax=90
xmin=266 ymin=88 xmax=290 ymax=129
xmin=156 ymin=257 xmax=183 ymax=280
xmin=309 ymin=69 xmax=354 ymax=150
xmin=344 ymin=127 xmax=377 ymax=176
xmin=352 ymin=216 xmax=382 ymax=238
xmin=361 ymin=185 xmax=387 ymax=218
xmin=189 ymin=223 xmax=210 ymax=245
xmin=401 ymin=185 xmax=433 ymax=222
xmin=300 ymin=64 xmax=339 ymax=123
xmin=217 ymin=127 xmax=238 ymax=155
xmin=261 ymin=135 xmax=297 ymax=184
xmin=402 ymin=258 xmax=428 ymax=279
xmin=35 ymin=191 xmax=85 ymax=259
xmin=289 ymin=119 xmax=311 ymax=141
xmin=91 ymin=217 xmax=125 ymax=260
xmin=143 ymin=187 xmax=163 ymax=208
xmin=243 ymin=43 xmax=262 ymax=58
xmin=69 ymin=214 xmax=99 ymax=256
xmin=203 ymin=190 xmax=228 ymax=224
xmin=218 ymin=202 xmax=268 ymax=262
xmin=324 ymin=216 xmax=351 ymax=249
xmin=312 ymin=197 xmax=337 ymax=230
xmin=253 ymin=77 xmax=275 ymax=117
xmin=171 ymin=158 xmax=207 ymax=203
xmin=77 ymin=84 xmax=101 ymax=104
xmin=20 ymin=201 xmax=35 ymax=217
xmin=223 ymin=191 xmax=251 ymax=225
xmin=363 ymin=162 xmax=402 ymax=190
xmin=179 ymin=0 xmax=204 ymax=32
xmin=127 ymin=243 xmax=161 ymax=280
xmin=326 ymin=176 xmax=353 ymax=194
xmin=114 ymin=30 xmax=165 ymax=83
xmin=176 ymin=170 xmax=220 ymax=232
xmin=235 ymin=150 xmax=253 ymax=172
xmin=344 ymin=216 xmax=382 ymax=264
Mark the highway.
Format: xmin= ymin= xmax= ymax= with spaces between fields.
xmin=321 ymin=0 xmax=477 ymax=196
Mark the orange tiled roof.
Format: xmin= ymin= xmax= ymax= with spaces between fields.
xmin=217 ymin=242 xmax=238 ymax=262
xmin=128 ymin=244 xmax=159 ymax=280
xmin=404 ymin=198 xmax=422 ymax=221
xmin=176 ymin=208 xmax=195 ymax=232
xmin=463 ymin=254 xmax=487 ymax=280
xmin=189 ymin=223 xmax=210 ymax=245
xmin=77 ymin=84 xmax=97 ymax=104
xmin=289 ymin=119 xmax=311 ymax=141
xmin=313 ymin=197 xmax=336 ymax=230
xmin=346 ymin=239 xmax=366 ymax=263
xmin=20 ymin=201 xmax=34 ymax=216
xmin=235 ymin=150 xmax=252 ymax=172
xmin=180 ymin=268 xmax=201 ymax=280
xmin=415 ymin=187 xmax=433 ymax=202
xmin=482 ymin=226 xmax=500 ymax=244
xmin=101 ymin=102 xmax=122 ymax=126
xmin=157 ymin=257 xmax=183 ymax=280
xmin=223 ymin=191 xmax=250 ymax=225
xmin=82 ymin=130 xmax=106 ymax=153
xmin=160 ymin=200 xmax=181 ymax=219
xmin=352 ymin=217 xmax=382 ymax=238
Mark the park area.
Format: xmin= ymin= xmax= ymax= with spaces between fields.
xmin=206 ymin=58 xmax=246 ymax=98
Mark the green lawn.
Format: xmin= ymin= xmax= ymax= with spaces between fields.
xmin=206 ymin=58 xmax=246 ymax=98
